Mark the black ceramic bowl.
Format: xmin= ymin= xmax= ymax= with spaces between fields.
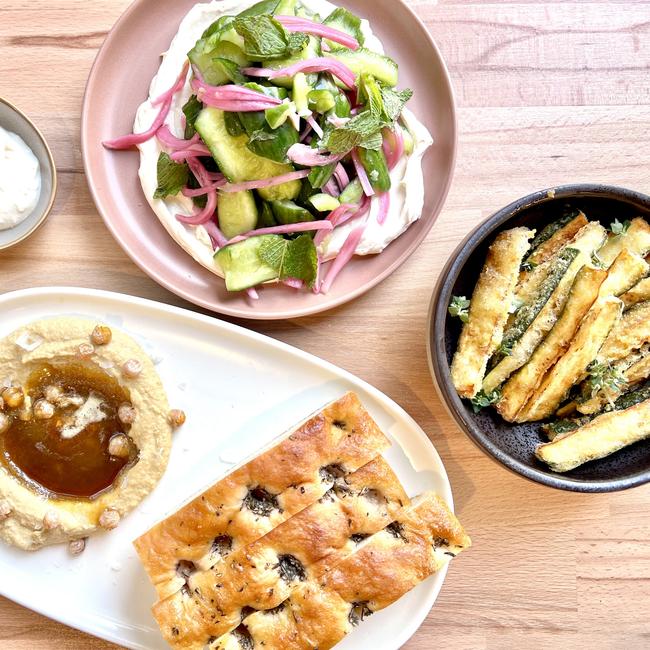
xmin=428 ymin=184 xmax=650 ymax=492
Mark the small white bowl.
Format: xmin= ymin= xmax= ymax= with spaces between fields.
xmin=0 ymin=97 xmax=57 ymax=250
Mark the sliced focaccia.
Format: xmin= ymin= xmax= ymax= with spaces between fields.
xmin=451 ymin=226 xmax=534 ymax=399
xmin=151 ymin=457 xmax=409 ymax=648
xmin=209 ymin=492 xmax=470 ymax=650
xmin=134 ymin=393 xmax=390 ymax=599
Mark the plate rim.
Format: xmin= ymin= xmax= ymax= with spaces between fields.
xmin=0 ymin=284 xmax=454 ymax=649
xmin=426 ymin=183 xmax=650 ymax=493
xmin=80 ymin=0 xmax=458 ymax=320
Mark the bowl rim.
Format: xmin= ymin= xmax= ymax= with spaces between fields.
xmin=0 ymin=97 xmax=57 ymax=252
xmin=79 ymin=0 xmax=458 ymax=320
xmin=427 ymin=183 xmax=650 ymax=493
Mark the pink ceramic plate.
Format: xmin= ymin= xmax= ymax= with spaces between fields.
xmin=81 ymin=0 xmax=456 ymax=319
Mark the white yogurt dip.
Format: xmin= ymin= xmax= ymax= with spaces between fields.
xmin=0 ymin=126 xmax=41 ymax=231
xmin=135 ymin=0 xmax=433 ymax=276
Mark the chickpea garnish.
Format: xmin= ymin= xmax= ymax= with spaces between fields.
xmin=108 ymin=433 xmax=130 ymax=459
xmin=33 ymin=399 xmax=55 ymax=420
xmin=43 ymin=511 xmax=60 ymax=530
xmin=17 ymin=395 xmax=33 ymax=421
xmin=77 ymin=343 xmax=95 ymax=358
xmin=2 ymin=386 xmax=24 ymax=409
xmin=99 ymin=508 xmax=121 ymax=530
xmin=168 ymin=409 xmax=186 ymax=428
xmin=91 ymin=325 xmax=113 ymax=346
xmin=117 ymin=403 xmax=137 ymax=425
xmin=44 ymin=385 xmax=63 ymax=403
xmin=68 ymin=538 xmax=86 ymax=556
xmin=121 ymin=359 xmax=143 ymax=379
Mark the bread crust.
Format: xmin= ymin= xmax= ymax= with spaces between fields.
xmin=134 ymin=392 xmax=390 ymax=599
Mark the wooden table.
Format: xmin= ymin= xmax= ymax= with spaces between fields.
xmin=2 ymin=1 xmax=650 ymax=648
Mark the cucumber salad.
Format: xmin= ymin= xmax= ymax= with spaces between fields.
xmin=104 ymin=0 xmax=433 ymax=298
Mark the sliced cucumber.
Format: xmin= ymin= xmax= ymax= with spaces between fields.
xmin=237 ymin=106 xmax=299 ymax=163
xmin=339 ymin=178 xmax=363 ymax=204
xmin=308 ymin=162 xmax=336 ymax=189
xmin=401 ymin=124 xmax=414 ymax=155
xmin=271 ymin=200 xmax=314 ymax=224
xmin=195 ymin=107 xmax=301 ymax=201
xmin=274 ymin=0 xmax=297 ymax=15
xmin=322 ymin=8 xmax=365 ymax=49
xmin=293 ymin=72 xmax=312 ymax=117
xmin=265 ymin=102 xmax=293 ymax=129
xmin=188 ymin=33 xmax=250 ymax=85
xmin=218 ymin=190 xmax=258 ymax=239
xmin=215 ymin=235 xmax=278 ymax=291
xmin=325 ymin=48 xmax=398 ymax=87
xmin=309 ymin=193 xmax=340 ymax=212
xmin=357 ymin=147 xmax=391 ymax=192
xmin=258 ymin=201 xmax=277 ymax=228
xmin=308 ymin=89 xmax=336 ymax=113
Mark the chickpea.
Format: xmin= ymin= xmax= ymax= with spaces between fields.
xmin=33 ymin=399 xmax=55 ymax=420
xmin=68 ymin=538 xmax=86 ymax=556
xmin=17 ymin=395 xmax=33 ymax=421
xmin=121 ymin=359 xmax=143 ymax=379
xmin=43 ymin=511 xmax=60 ymax=530
xmin=2 ymin=386 xmax=24 ymax=409
xmin=0 ymin=413 xmax=9 ymax=435
xmin=77 ymin=343 xmax=95 ymax=358
xmin=91 ymin=325 xmax=112 ymax=346
xmin=117 ymin=403 xmax=137 ymax=425
xmin=108 ymin=434 xmax=130 ymax=459
xmin=168 ymin=409 xmax=186 ymax=429
xmin=44 ymin=385 xmax=63 ymax=403
xmin=99 ymin=508 xmax=120 ymax=530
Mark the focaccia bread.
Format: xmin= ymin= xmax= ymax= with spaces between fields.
xmin=151 ymin=457 xmax=410 ymax=647
xmin=134 ymin=393 xmax=390 ymax=599
xmin=209 ymin=492 xmax=470 ymax=650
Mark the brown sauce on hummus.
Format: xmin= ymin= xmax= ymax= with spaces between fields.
xmin=0 ymin=361 xmax=137 ymax=499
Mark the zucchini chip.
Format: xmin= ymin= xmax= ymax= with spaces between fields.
xmin=450 ymin=227 xmax=534 ymax=399
xmin=536 ymin=397 xmax=650 ymax=472
xmin=483 ymin=222 xmax=608 ymax=394
xmin=598 ymin=300 xmax=650 ymax=363
xmin=516 ymin=296 xmax=623 ymax=422
xmin=576 ymin=344 xmax=650 ymax=415
xmin=597 ymin=249 xmax=649 ymax=298
xmin=597 ymin=217 xmax=650 ymax=267
xmin=496 ymin=266 xmax=606 ymax=422
xmin=524 ymin=210 xmax=588 ymax=269
xmin=621 ymin=277 xmax=650 ymax=309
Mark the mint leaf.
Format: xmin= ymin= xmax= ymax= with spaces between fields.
xmin=258 ymin=234 xmax=318 ymax=287
xmin=470 ymin=389 xmax=501 ymax=413
xmin=234 ymin=15 xmax=290 ymax=60
xmin=323 ymin=111 xmax=384 ymax=154
xmin=358 ymin=74 xmax=384 ymax=120
xmin=287 ymin=32 xmax=309 ymax=54
xmin=448 ymin=295 xmax=470 ymax=323
xmin=610 ymin=218 xmax=631 ymax=236
xmin=381 ymin=87 xmax=413 ymax=122
xmin=154 ymin=152 xmax=189 ymax=199
xmin=182 ymin=95 xmax=203 ymax=139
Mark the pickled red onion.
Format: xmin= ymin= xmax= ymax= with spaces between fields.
xmin=227 ymin=220 xmax=333 ymax=244
xmin=320 ymin=221 xmax=367 ymax=293
xmin=243 ymin=58 xmax=356 ymax=90
xmin=377 ymin=191 xmax=390 ymax=225
xmin=219 ymin=169 xmax=310 ymax=193
xmin=351 ymin=148 xmax=374 ymax=196
xmin=276 ymin=16 xmax=360 ymax=50
xmin=287 ymin=143 xmax=344 ymax=167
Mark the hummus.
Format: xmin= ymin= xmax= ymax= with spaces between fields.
xmin=0 ymin=317 xmax=172 ymax=551
xmin=135 ymin=0 xmax=433 ymax=277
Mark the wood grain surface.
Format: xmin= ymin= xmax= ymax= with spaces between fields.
xmin=1 ymin=1 xmax=650 ymax=648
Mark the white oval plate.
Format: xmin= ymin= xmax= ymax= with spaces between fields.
xmin=0 ymin=287 xmax=453 ymax=650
